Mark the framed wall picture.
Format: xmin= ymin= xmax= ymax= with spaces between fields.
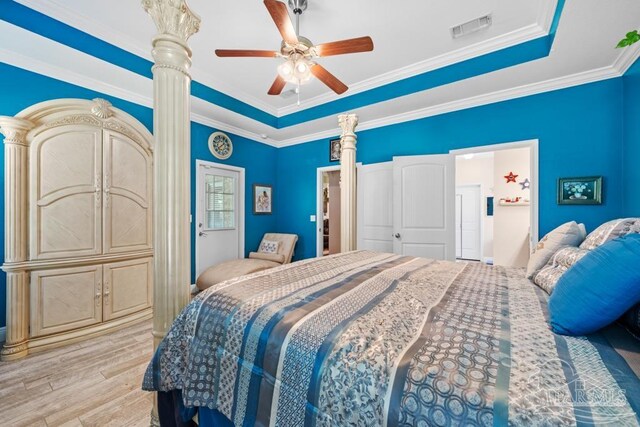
xmin=253 ymin=184 xmax=273 ymax=214
xmin=557 ymin=176 xmax=602 ymax=205
xmin=329 ymin=138 xmax=341 ymax=162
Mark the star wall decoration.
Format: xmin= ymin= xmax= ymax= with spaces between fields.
xmin=519 ymin=178 xmax=530 ymax=190
xmin=504 ymin=172 xmax=518 ymax=183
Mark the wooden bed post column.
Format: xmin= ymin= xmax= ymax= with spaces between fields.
xmin=142 ymin=1 xmax=200 ymax=424
xmin=0 ymin=117 xmax=34 ymax=361
xmin=338 ymin=113 xmax=358 ymax=252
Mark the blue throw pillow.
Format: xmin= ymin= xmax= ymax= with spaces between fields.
xmin=548 ymin=233 xmax=640 ymax=336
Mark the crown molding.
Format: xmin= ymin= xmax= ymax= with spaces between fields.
xmin=537 ymin=0 xmax=558 ymax=33
xmin=15 ymin=0 xmax=557 ymax=120
xmin=190 ymin=67 xmax=279 ymax=116
xmin=276 ymin=66 xmax=620 ymax=147
xmin=277 ymin=127 xmax=338 ymax=148
xmin=0 ymin=45 xmax=154 ymax=109
xmin=358 ymin=66 xmax=620 ymax=130
xmin=277 ymin=23 xmax=548 ymax=116
xmin=16 ymin=0 xmax=153 ymax=60
xmin=14 ymin=0 xmax=280 ymax=117
xmin=613 ymin=40 xmax=640 ymax=74
xmin=0 ymin=22 xmax=276 ymax=147
xmin=2 ymin=5 xmax=630 ymax=151
xmin=190 ymin=111 xmax=279 ymax=147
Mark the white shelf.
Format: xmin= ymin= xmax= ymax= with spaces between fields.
xmin=499 ymin=201 xmax=530 ymax=206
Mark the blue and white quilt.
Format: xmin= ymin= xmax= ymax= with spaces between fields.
xmin=143 ymin=251 xmax=640 ymax=426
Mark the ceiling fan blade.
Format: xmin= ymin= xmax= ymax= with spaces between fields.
xmin=311 ymin=64 xmax=348 ymax=95
xmin=315 ymin=36 xmax=374 ymax=57
xmin=268 ymin=75 xmax=287 ymax=95
xmin=264 ymin=0 xmax=299 ymax=45
xmin=215 ymin=49 xmax=279 ymax=58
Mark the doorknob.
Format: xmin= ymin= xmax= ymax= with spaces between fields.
xmin=394 ymin=233 xmax=401 ymax=239
xmin=199 ymin=231 xmax=207 ymax=237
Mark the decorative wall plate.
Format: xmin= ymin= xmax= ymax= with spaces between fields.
xmin=208 ymin=131 xmax=233 ymax=159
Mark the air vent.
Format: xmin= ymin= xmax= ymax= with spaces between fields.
xmin=451 ymin=14 xmax=492 ymax=39
xmin=280 ymin=89 xmax=297 ymax=99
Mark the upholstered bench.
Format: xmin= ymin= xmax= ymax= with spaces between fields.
xmin=195 ymin=233 xmax=298 ymax=292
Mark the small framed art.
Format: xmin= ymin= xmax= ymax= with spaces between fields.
xmin=329 ymin=138 xmax=341 ymax=162
xmin=253 ymin=184 xmax=273 ymax=214
xmin=557 ymin=176 xmax=602 ymax=205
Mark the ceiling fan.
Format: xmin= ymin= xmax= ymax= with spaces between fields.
xmin=215 ymin=0 xmax=374 ymax=101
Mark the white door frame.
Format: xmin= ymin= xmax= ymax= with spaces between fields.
xmin=316 ymin=164 xmax=361 ymax=257
xmin=455 ymin=183 xmax=483 ymax=261
xmin=195 ymin=159 xmax=245 ymax=275
xmin=450 ymin=139 xmax=539 ymax=248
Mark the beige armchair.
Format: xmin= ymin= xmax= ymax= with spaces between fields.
xmin=196 ymin=233 xmax=298 ymax=292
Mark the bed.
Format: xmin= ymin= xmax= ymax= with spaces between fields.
xmin=143 ymin=250 xmax=640 ymax=426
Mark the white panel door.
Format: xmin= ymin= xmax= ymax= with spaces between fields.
xmin=456 ymin=185 xmax=482 ymax=261
xmin=196 ymin=163 xmax=243 ymax=278
xmin=103 ymin=130 xmax=152 ymax=254
xmin=393 ymin=154 xmax=455 ymax=260
xmin=30 ymin=126 xmax=103 ymax=260
xmin=357 ymin=162 xmax=393 ymax=253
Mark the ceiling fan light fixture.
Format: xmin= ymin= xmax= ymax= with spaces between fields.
xmin=215 ymin=0 xmax=374 ymax=97
xmin=277 ymin=59 xmax=295 ymax=80
xmin=293 ymin=58 xmax=312 ymax=82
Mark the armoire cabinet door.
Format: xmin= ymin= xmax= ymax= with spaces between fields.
xmin=30 ymin=126 xmax=103 ymax=260
xmin=30 ymin=265 xmax=103 ymax=337
xmin=103 ymin=130 xmax=152 ymax=254
xmin=102 ymin=258 xmax=152 ymax=321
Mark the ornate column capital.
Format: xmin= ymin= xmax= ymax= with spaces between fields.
xmin=338 ymin=113 xmax=359 ymax=139
xmin=142 ymin=0 xmax=201 ymax=43
xmin=0 ymin=117 xmax=34 ymax=146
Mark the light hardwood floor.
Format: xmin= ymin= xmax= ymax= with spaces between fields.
xmin=0 ymin=320 xmax=153 ymax=427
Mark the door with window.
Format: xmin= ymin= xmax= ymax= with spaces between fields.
xmin=195 ymin=162 xmax=244 ymax=278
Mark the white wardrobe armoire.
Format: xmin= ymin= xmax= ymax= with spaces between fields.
xmin=0 ymin=98 xmax=153 ymax=360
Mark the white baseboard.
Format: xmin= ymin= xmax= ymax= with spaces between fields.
xmin=0 ymin=326 xmax=5 ymax=343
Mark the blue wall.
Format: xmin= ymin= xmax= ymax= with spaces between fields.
xmin=189 ymin=122 xmax=278 ymax=281
xmin=277 ymin=79 xmax=626 ymax=260
xmin=623 ymin=59 xmax=640 ymax=217
xmin=0 ymin=61 xmax=634 ymax=329
xmin=0 ymin=62 xmax=278 ymax=328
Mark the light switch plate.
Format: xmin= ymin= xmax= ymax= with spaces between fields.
xmin=310 ymin=215 xmax=316 ymax=222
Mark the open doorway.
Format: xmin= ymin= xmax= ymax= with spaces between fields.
xmin=453 ymin=141 xmax=537 ymax=268
xmin=321 ymin=170 xmax=341 ymax=256
xmin=316 ymin=166 xmax=341 ymax=257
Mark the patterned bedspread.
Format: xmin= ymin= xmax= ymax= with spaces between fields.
xmin=143 ymin=251 xmax=640 ymax=426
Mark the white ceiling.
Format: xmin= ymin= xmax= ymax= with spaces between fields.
xmin=13 ymin=0 xmax=552 ymax=113
xmin=2 ymin=0 xmax=640 ymax=147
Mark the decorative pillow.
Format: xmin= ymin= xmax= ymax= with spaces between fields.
xmin=258 ymin=239 xmax=279 ymax=254
xmin=249 ymin=251 xmax=285 ymax=264
xmin=548 ymin=234 xmax=640 ymax=336
xmin=580 ymin=218 xmax=640 ymax=250
xmin=533 ymin=247 xmax=589 ymax=294
xmin=526 ymin=221 xmax=586 ymax=279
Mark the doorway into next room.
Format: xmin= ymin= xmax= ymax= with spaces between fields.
xmin=454 ymin=144 xmax=534 ymax=268
xmin=321 ymin=170 xmax=341 ymax=256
